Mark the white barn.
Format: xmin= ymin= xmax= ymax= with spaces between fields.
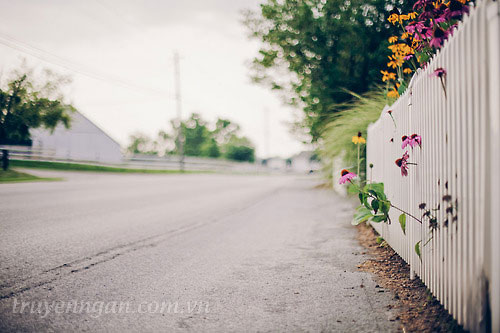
xmin=30 ymin=111 xmax=123 ymax=164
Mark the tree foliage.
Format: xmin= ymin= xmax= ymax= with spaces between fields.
xmin=244 ymin=0 xmax=411 ymax=141
xmin=0 ymin=67 xmax=75 ymax=145
xmin=127 ymin=113 xmax=256 ymax=162
xmin=223 ymin=136 xmax=255 ymax=162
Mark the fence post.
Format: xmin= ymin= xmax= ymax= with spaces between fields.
xmin=2 ymin=149 xmax=9 ymax=171
xmin=486 ymin=1 xmax=500 ymax=331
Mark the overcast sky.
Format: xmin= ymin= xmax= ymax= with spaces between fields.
xmin=0 ymin=0 xmax=307 ymax=158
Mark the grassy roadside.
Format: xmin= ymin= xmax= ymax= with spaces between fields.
xmin=0 ymin=169 xmax=62 ymax=183
xmin=10 ymin=160 xmax=200 ymax=174
xmin=319 ymin=89 xmax=393 ymax=183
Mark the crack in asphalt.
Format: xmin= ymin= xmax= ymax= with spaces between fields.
xmin=0 ymin=184 xmax=286 ymax=300
xmin=0 ymin=221 xmax=206 ymax=300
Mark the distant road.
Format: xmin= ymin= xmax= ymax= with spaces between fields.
xmin=0 ymin=171 xmax=399 ymax=332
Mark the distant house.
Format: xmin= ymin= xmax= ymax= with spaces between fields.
xmin=289 ymin=151 xmax=321 ymax=173
xmin=30 ymin=111 xmax=123 ymax=164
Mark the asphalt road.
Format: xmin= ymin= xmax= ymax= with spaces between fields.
xmin=0 ymin=170 xmax=399 ymax=332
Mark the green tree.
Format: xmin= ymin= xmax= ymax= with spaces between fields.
xmin=179 ymin=113 xmax=211 ymax=157
xmin=0 ymin=68 xmax=74 ymax=146
xmin=244 ymin=0 xmax=411 ymax=141
xmin=127 ymin=133 xmax=154 ymax=155
xmin=200 ymin=137 xmax=220 ymax=158
xmin=175 ymin=114 xmax=254 ymax=161
xmin=212 ymin=118 xmax=240 ymax=145
xmin=128 ymin=113 xmax=255 ymax=162
xmin=223 ymin=136 xmax=255 ymax=162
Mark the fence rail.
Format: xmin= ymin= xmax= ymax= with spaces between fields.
xmin=6 ymin=152 xmax=269 ymax=173
xmin=366 ymin=0 xmax=499 ymax=331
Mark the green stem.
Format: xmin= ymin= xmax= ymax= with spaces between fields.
xmin=440 ymin=77 xmax=447 ymax=99
xmin=389 ymin=113 xmax=397 ymax=129
xmin=348 ymin=180 xmax=423 ymax=224
xmin=357 ymin=143 xmax=360 ymax=177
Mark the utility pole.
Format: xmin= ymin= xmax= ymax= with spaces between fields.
xmin=174 ymin=51 xmax=184 ymax=171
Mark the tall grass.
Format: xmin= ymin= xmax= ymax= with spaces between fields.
xmin=319 ymin=89 xmax=391 ymax=183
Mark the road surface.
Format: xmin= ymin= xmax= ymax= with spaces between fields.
xmin=0 ymin=170 xmax=399 ymax=332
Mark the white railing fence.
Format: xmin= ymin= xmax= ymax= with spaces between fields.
xmin=366 ymin=0 xmax=500 ymax=331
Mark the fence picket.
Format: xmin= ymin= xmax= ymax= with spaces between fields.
xmin=366 ymin=1 xmax=498 ymax=329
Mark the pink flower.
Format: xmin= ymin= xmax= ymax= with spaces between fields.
xmin=404 ymin=54 xmax=414 ymax=61
xmin=410 ymin=134 xmax=422 ymax=148
xmin=395 ymin=152 xmax=410 ymax=177
xmin=412 ymin=27 xmax=433 ymax=41
xmin=446 ymin=0 xmax=469 ymax=20
xmin=405 ymin=21 xmax=426 ymax=34
xmin=434 ymin=16 xmax=446 ymax=24
xmin=401 ymin=135 xmax=411 ymax=149
xmin=430 ymin=68 xmax=448 ymax=98
xmin=339 ymin=169 xmax=357 ymax=184
xmin=430 ymin=67 xmax=446 ymax=78
xmin=429 ymin=27 xmax=447 ymax=48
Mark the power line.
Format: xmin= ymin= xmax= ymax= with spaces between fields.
xmin=0 ymin=31 xmax=172 ymax=99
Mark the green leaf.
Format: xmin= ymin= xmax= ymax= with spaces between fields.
xmin=362 ymin=193 xmax=371 ymax=210
xmin=399 ymin=214 xmax=406 ymax=235
xmin=397 ymin=80 xmax=408 ymax=95
xmin=358 ymin=192 xmax=365 ymax=205
xmin=371 ymin=214 xmax=387 ymax=223
xmin=352 ymin=206 xmax=373 ymax=226
xmin=365 ymin=182 xmax=386 ymax=200
xmin=347 ymin=184 xmax=359 ymax=194
xmin=366 ymin=182 xmax=384 ymax=193
xmin=415 ymin=241 xmax=422 ymax=260
xmin=380 ymin=201 xmax=390 ymax=214
xmin=371 ymin=199 xmax=379 ymax=213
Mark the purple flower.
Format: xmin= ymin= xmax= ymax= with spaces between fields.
xmin=430 ymin=68 xmax=448 ymax=98
xmin=410 ymin=134 xmax=422 ymax=148
xmin=401 ymin=135 xmax=411 ymax=149
xmin=446 ymin=0 xmax=469 ymax=20
xmin=406 ymin=21 xmax=426 ymax=34
xmin=430 ymin=67 xmax=447 ymax=78
xmin=413 ymin=26 xmax=433 ymax=41
xmin=339 ymin=169 xmax=357 ymax=184
xmin=395 ymin=152 xmax=410 ymax=177
xmin=404 ymin=54 xmax=414 ymax=61
xmin=419 ymin=3 xmax=439 ymax=20
xmin=429 ymin=27 xmax=447 ymax=48
xmin=434 ymin=15 xmax=446 ymax=24
xmin=413 ymin=0 xmax=433 ymax=11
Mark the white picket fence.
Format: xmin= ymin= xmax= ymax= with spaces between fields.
xmin=366 ymin=0 xmax=500 ymax=331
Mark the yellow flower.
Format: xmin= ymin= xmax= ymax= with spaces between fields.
xmin=403 ymin=68 xmax=413 ymax=74
xmin=388 ymin=13 xmax=399 ymax=24
xmin=388 ymin=36 xmax=398 ymax=43
xmin=352 ymin=133 xmax=367 ymax=145
xmin=401 ymin=32 xmax=410 ymax=40
xmin=387 ymin=88 xmax=399 ymax=98
xmin=381 ymin=70 xmax=396 ymax=82
xmin=387 ymin=56 xmax=404 ymax=69
xmin=407 ymin=12 xmax=418 ymax=19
